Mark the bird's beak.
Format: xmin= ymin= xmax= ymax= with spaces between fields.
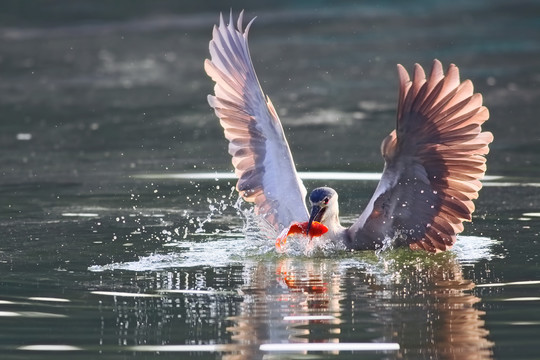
xmin=306 ymin=205 xmax=324 ymax=236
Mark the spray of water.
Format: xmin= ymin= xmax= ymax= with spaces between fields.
xmin=90 ymin=177 xmax=502 ymax=272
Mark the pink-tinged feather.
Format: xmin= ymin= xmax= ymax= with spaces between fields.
xmin=205 ymin=11 xmax=308 ymax=232
xmin=350 ymin=60 xmax=492 ymax=253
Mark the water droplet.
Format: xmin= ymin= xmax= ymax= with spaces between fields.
xmin=16 ymin=133 xmax=32 ymax=141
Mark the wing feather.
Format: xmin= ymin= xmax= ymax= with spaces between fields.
xmin=349 ymin=60 xmax=492 ymax=252
xmin=205 ymin=11 xmax=308 ymax=231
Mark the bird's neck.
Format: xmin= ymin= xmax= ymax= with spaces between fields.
xmin=318 ymin=217 xmax=347 ymax=249
xmin=322 ymin=209 xmax=346 ymax=239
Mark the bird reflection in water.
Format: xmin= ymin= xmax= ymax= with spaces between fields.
xmin=95 ymin=254 xmax=493 ymax=359
xmin=225 ymin=254 xmax=493 ymax=359
xmin=275 ymin=259 xmax=343 ymax=348
xmin=395 ymin=259 xmax=494 ymax=360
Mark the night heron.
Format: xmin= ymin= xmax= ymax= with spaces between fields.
xmin=205 ymin=12 xmax=493 ymax=252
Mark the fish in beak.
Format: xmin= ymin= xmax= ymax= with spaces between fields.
xmin=306 ymin=204 xmax=326 ymax=237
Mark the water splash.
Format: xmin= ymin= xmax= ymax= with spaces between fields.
xmin=90 ymin=178 xmax=501 ymax=273
xmin=89 ymin=188 xmax=279 ymax=272
xmin=275 ymin=233 xmax=347 ymax=257
xmin=452 ymin=235 xmax=503 ymax=264
xmin=120 ymin=184 xmax=241 ymax=244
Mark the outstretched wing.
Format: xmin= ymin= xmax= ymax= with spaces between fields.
xmin=349 ymin=60 xmax=493 ymax=252
xmin=205 ymin=12 xmax=308 ymax=231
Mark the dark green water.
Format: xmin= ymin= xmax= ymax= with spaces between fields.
xmin=1 ymin=1 xmax=540 ymax=359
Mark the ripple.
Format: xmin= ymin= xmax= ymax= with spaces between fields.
xmin=259 ymin=343 xmax=400 ymax=352
xmin=61 ymin=213 xmax=100 ymax=217
xmin=157 ymin=289 xmax=236 ymax=295
xmin=284 ymin=315 xmax=337 ymax=321
xmin=28 ymin=297 xmax=71 ymax=303
xmin=91 ymin=291 xmax=162 ymax=298
xmin=18 ymin=345 xmax=82 ymax=351
xmin=502 ymin=297 xmax=540 ymax=302
xmin=133 ymin=171 xmax=504 ymax=182
xmin=0 ymin=311 xmax=67 ymax=318
xmin=124 ymin=344 xmax=232 ymax=352
xmin=476 ymin=280 xmax=540 ymax=288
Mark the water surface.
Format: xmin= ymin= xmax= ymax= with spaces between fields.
xmin=1 ymin=1 xmax=540 ymax=359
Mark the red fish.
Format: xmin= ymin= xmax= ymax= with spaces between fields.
xmin=275 ymin=221 xmax=329 ymax=251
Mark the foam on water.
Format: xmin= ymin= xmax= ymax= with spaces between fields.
xmin=89 ymin=236 xmax=255 ymax=271
xmin=452 ymin=235 xmax=504 ymax=264
xmin=89 ymin=231 xmax=500 ymax=276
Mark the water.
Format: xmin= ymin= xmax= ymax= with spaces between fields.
xmin=1 ymin=1 xmax=540 ymax=359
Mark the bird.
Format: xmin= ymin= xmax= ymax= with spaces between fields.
xmin=204 ymin=11 xmax=493 ymax=253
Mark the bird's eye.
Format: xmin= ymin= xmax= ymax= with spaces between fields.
xmin=323 ymin=197 xmax=329 ymax=204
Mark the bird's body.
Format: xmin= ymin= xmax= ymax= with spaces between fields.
xmin=205 ymin=12 xmax=493 ymax=253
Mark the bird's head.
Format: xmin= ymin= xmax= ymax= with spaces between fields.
xmin=306 ymin=187 xmax=339 ymax=235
